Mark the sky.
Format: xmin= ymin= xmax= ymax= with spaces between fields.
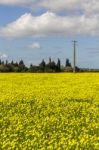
xmin=0 ymin=0 xmax=99 ymax=68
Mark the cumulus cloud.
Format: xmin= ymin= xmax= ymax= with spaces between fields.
xmin=0 ymin=0 xmax=99 ymax=38
xmin=41 ymin=0 xmax=80 ymax=12
xmin=0 ymin=0 xmax=35 ymax=6
xmin=0 ymin=0 xmax=99 ymax=15
xmin=0 ymin=12 xmax=99 ymax=38
xmin=0 ymin=53 xmax=8 ymax=59
xmin=41 ymin=0 xmax=99 ymax=15
xmin=28 ymin=42 xmax=41 ymax=49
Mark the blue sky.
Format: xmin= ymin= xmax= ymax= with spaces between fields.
xmin=0 ymin=0 xmax=99 ymax=68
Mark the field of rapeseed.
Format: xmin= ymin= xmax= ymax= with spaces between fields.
xmin=0 ymin=73 xmax=99 ymax=150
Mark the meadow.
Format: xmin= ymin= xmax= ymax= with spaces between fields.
xmin=0 ymin=73 xmax=99 ymax=150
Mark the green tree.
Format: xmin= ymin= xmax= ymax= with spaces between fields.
xmin=65 ymin=58 xmax=71 ymax=67
xmin=39 ymin=59 xmax=46 ymax=72
xmin=19 ymin=60 xmax=26 ymax=72
xmin=56 ymin=58 xmax=61 ymax=72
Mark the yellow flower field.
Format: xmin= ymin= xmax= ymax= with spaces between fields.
xmin=0 ymin=73 xmax=99 ymax=149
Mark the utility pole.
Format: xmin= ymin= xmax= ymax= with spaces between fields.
xmin=72 ymin=40 xmax=77 ymax=73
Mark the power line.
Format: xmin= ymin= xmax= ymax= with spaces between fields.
xmin=72 ymin=40 xmax=77 ymax=73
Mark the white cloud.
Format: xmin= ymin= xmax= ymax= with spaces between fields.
xmin=41 ymin=0 xmax=99 ymax=15
xmin=0 ymin=0 xmax=35 ymax=6
xmin=0 ymin=53 xmax=8 ymax=59
xmin=0 ymin=12 xmax=99 ymax=38
xmin=0 ymin=0 xmax=99 ymax=15
xmin=28 ymin=42 xmax=41 ymax=49
xmin=40 ymin=0 xmax=81 ymax=12
xmin=0 ymin=0 xmax=99 ymax=38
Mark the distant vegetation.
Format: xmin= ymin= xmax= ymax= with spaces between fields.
xmin=0 ymin=58 xmax=75 ymax=73
xmin=0 ymin=58 xmax=98 ymax=72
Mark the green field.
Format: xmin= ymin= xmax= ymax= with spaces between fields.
xmin=0 ymin=73 xmax=99 ymax=150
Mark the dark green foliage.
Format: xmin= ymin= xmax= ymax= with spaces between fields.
xmin=39 ymin=59 xmax=46 ymax=72
xmin=65 ymin=58 xmax=71 ymax=67
xmin=0 ymin=59 xmax=27 ymax=72
xmin=0 ymin=65 xmax=9 ymax=72
xmin=56 ymin=58 xmax=61 ymax=72
xmin=0 ymin=59 xmax=1 ymax=65
xmin=0 ymin=58 xmax=80 ymax=73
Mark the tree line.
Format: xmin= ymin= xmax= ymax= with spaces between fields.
xmin=0 ymin=58 xmax=76 ymax=72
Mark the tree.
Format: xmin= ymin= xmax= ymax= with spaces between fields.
xmin=19 ymin=60 xmax=26 ymax=72
xmin=11 ymin=60 xmax=14 ymax=65
xmin=49 ymin=57 xmax=51 ymax=64
xmin=65 ymin=58 xmax=71 ymax=67
xmin=6 ymin=60 xmax=8 ymax=65
xmin=51 ymin=61 xmax=56 ymax=71
xmin=29 ymin=64 xmax=35 ymax=72
xmin=0 ymin=65 xmax=9 ymax=72
xmin=46 ymin=57 xmax=56 ymax=72
xmin=1 ymin=61 xmax=4 ymax=65
xmin=56 ymin=58 xmax=61 ymax=72
xmin=39 ymin=59 xmax=46 ymax=72
xmin=0 ymin=59 xmax=1 ymax=65
xmin=19 ymin=60 xmax=25 ymax=66
xmin=48 ymin=57 xmax=52 ymax=69
xmin=14 ymin=62 xmax=19 ymax=67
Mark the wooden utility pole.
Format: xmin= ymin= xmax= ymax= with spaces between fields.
xmin=72 ymin=40 xmax=77 ymax=73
